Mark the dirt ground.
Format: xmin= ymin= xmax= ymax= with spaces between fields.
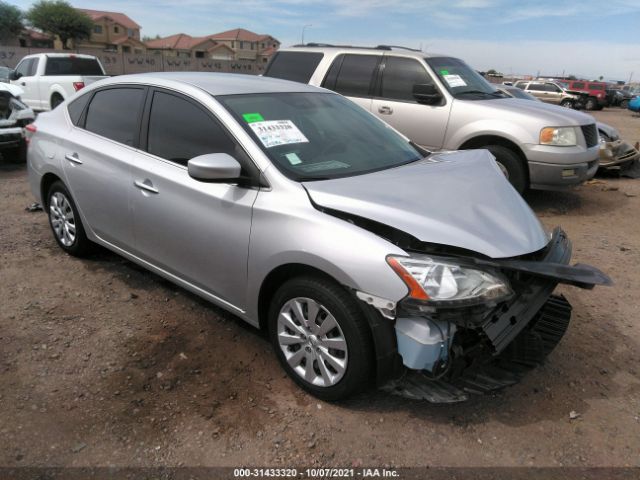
xmin=0 ymin=108 xmax=639 ymax=470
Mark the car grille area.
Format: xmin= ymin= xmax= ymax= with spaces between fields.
xmin=581 ymin=124 xmax=599 ymax=148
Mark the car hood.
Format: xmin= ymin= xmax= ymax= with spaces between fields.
xmin=303 ymin=149 xmax=549 ymax=259
xmin=476 ymin=97 xmax=596 ymax=126
xmin=0 ymin=82 xmax=24 ymax=97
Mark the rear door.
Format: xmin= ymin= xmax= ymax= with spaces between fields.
xmin=130 ymin=89 xmax=258 ymax=310
xmin=321 ymin=53 xmax=380 ymax=112
xmin=61 ymin=86 xmax=146 ymax=248
xmin=371 ymin=55 xmax=450 ymax=149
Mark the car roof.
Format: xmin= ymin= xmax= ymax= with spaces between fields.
xmin=279 ymin=45 xmax=448 ymax=59
xmin=26 ymin=53 xmax=99 ymax=59
xmin=97 ymin=72 xmax=324 ymax=96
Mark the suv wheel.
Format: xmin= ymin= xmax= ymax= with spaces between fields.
xmin=585 ymin=97 xmax=597 ymax=111
xmin=46 ymin=181 xmax=92 ymax=256
xmin=560 ymin=99 xmax=574 ymax=109
xmin=484 ymin=145 xmax=528 ymax=194
xmin=268 ymin=276 xmax=373 ymax=401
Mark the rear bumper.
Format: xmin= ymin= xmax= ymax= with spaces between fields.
xmin=0 ymin=128 xmax=24 ymax=149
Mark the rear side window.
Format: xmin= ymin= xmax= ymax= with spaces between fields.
xmin=381 ymin=56 xmax=432 ymax=101
xmin=67 ymin=93 xmax=92 ymax=126
xmin=323 ymin=54 xmax=379 ymax=98
xmin=45 ymin=57 xmax=104 ymax=76
xmin=590 ymin=84 xmax=604 ymax=91
xmin=84 ymin=88 xmax=145 ymax=146
xmin=264 ymin=52 xmax=323 ymax=83
xmin=527 ymin=84 xmax=545 ymax=91
xmin=15 ymin=58 xmax=34 ymax=77
xmin=146 ymin=91 xmax=241 ymax=166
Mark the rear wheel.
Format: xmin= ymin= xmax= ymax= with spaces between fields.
xmin=268 ymin=276 xmax=374 ymax=401
xmin=46 ymin=181 xmax=92 ymax=256
xmin=484 ymin=144 xmax=528 ymax=194
xmin=50 ymin=93 xmax=64 ymax=110
xmin=620 ymin=99 xmax=629 ymax=109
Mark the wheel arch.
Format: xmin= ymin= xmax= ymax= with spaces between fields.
xmin=40 ymin=172 xmax=63 ymax=208
xmin=458 ymin=135 xmax=530 ymax=183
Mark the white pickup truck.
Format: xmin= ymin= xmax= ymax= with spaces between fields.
xmin=9 ymin=53 xmax=107 ymax=111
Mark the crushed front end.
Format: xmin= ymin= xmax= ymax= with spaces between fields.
xmin=374 ymin=228 xmax=611 ymax=403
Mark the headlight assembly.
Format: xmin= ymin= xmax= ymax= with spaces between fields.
xmin=387 ymin=255 xmax=513 ymax=307
xmin=539 ymin=127 xmax=577 ymax=146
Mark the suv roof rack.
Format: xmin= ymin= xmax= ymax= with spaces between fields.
xmin=292 ymin=43 xmax=422 ymax=52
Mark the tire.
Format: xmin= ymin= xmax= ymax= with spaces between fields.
xmin=484 ymin=144 xmax=528 ymax=194
xmin=268 ymin=275 xmax=374 ymax=401
xmin=46 ymin=180 xmax=92 ymax=256
xmin=50 ymin=93 xmax=64 ymax=110
xmin=620 ymin=99 xmax=629 ymax=109
xmin=584 ymin=97 xmax=597 ymax=111
xmin=560 ymin=99 xmax=574 ymax=109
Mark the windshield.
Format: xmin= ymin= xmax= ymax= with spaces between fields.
xmin=218 ymin=92 xmax=423 ymax=181
xmin=425 ymin=57 xmax=505 ymax=100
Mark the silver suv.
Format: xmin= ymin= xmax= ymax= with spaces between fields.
xmin=28 ymin=73 xmax=610 ymax=402
xmin=265 ymin=45 xmax=600 ymax=193
xmin=513 ymin=80 xmax=586 ymax=109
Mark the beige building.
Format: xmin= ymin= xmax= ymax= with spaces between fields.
xmin=54 ymin=8 xmax=146 ymax=53
xmin=145 ymin=28 xmax=279 ymax=62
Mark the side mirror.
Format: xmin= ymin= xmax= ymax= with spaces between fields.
xmin=187 ymin=153 xmax=242 ymax=182
xmin=8 ymin=70 xmax=22 ymax=81
xmin=412 ymin=84 xmax=442 ymax=105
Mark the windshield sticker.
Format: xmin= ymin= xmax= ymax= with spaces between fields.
xmin=440 ymin=69 xmax=449 ymax=76
xmin=298 ymin=160 xmax=350 ymax=173
xmin=242 ymin=112 xmax=265 ymax=123
xmin=285 ymin=152 xmax=302 ymax=165
xmin=249 ymin=120 xmax=309 ymax=148
xmin=443 ymin=74 xmax=467 ymax=88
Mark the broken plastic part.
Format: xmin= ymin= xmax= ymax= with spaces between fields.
xmin=355 ymin=291 xmax=396 ymax=319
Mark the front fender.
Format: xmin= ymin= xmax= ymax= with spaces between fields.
xmin=448 ymin=119 xmax=534 ymax=151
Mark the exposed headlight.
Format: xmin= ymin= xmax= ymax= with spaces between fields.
xmin=387 ymin=255 xmax=513 ymax=306
xmin=540 ymin=127 xmax=577 ymax=146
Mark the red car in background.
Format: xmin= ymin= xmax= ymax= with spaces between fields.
xmin=557 ymin=80 xmax=607 ymax=110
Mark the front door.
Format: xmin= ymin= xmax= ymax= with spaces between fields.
xmin=371 ymin=55 xmax=451 ymax=150
xmin=131 ymin=89 xmax=258 ymax=311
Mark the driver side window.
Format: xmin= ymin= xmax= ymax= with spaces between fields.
xmin=381 ymin=56 xmax=433 ymax=102
xmin=15 ymin=58 xmax=33 ymax=77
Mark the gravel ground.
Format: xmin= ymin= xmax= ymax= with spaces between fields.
xmin=0 ymin=108 xmax=639 ymax=469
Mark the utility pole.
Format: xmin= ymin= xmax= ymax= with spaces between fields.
xmin=301 ymin=24 xmax=312 ymax=45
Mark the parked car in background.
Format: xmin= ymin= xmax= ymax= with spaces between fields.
xmin=556 ymin=80 xmax=607 ymax=110
xmin=265 ymin=45 xmax=601 ymax=193
xmin=0 ymin=66 xmax=11 ymax=83
xmin=628 ymin=95 xmax=640 ymax=113
xmin=26 ymin=72 xmax=610 ymax=402
xmin=9 ymin=53 xmax=107 ymax=111
xmin=513 ymin=80 xmax=587 ymax=109
xmin=0 ymin=83 xmax=35 ymax=162
xmin=500 ymin=84 xmax=639 ymax=170
xmin=605 ymin=87 xmax=632 ymax=108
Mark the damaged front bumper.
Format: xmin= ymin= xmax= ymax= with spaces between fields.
xmin=374 ymin=227 xmax=611 ymax=403
xmin=599 ymin=139 xmax=640 ymax=168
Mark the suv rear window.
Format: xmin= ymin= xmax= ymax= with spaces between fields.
xmin=45 ymin=57 xmax=104 ymax=76
xmin=322 ymin=54 xmax=379 ymax=98
xmin=264 ymin=52 xmax=323 ymax=83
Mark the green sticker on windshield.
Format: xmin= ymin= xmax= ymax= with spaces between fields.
xmin=440 ymin=69 xmax=449 ymax=75
xmin=243 ymin=112 xmax=265 ymax=123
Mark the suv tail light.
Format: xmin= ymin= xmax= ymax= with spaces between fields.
xmin=73 ymin=82 xmax=85 ymax=91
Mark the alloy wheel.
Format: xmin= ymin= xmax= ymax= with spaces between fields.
xmin=277 ymin=297 xmax=348 ymax=387
xmin=49 ymin=192 xmax=76 ymax=247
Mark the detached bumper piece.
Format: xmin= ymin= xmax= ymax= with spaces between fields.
xmin=382 ymin=295 xmax=572 ymax=403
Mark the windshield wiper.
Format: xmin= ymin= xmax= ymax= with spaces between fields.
xmin=298 ymin=175 xmax=331 ymax=181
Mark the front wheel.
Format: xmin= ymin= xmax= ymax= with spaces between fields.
xmin=46 ymin=181 xmax=92 ymax=256
xmin=268 ymin=276 xmax=374 ymax=401
xmin=484 ymin=145 xmax=528 ymax=194
xmin=585 ymin=97 xmax=597 ymax=111
xmin=560 ymin=99 xmax=574 ymax=109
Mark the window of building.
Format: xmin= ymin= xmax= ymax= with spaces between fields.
xmin=114 ymin=26 xmax=120 ymax=34
xmin=239 ymin=41 xmax=244 ymax=49
xmin=195 ymin=51 xmax=204 ymax=58
xmin=84 ymin=88 xmax=146 ymax=146
xmin=127 ymin=29 xmax=135 ymax=37
xmin=94 ymin=25 xmax=103 ymax=34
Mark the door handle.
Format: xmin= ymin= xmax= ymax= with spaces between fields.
xmin=134 ymin=179 xmax=159 ymax=194
xmin=64 ymin=153 xmax=83 ymax=165
xmin=378 ymin=105 xmax=393 ymax=115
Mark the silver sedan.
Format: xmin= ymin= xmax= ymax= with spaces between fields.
xmin=27 ymin=73 xmax=610 ymax=402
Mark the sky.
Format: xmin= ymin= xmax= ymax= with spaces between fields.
xmin=7 ymin=0 xmax=640 ymax=81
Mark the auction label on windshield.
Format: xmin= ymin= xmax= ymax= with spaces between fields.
xmin=249 ymin=120 xmax=309 ymax=148
xmin=443 ymin=74 xmax=467 ymax=88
